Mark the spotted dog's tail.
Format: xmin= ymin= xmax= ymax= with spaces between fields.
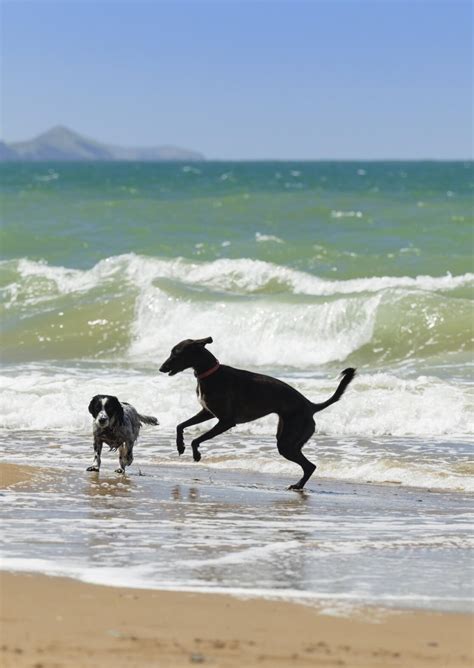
xmin=311 ymin=368 xmax=356 ymax=414
xmin=138 ymin=414 xmax=159 ymax=426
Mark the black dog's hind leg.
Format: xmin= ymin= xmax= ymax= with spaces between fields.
xmin=176 ymin=409 xmax=214 ymax=455
xmin=87 ymin=437 xmax=102 ymax=472
xmin=191 ymin=419 xmax=235 ymax=462
xmin=276 ymin=416 xmax=316 ymax=490
xmin=116 ymin=442 xmax=134 ymax=474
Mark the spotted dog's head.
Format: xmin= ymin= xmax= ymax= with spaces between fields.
xmin=88 ymin=395 xmax=124 ymax=429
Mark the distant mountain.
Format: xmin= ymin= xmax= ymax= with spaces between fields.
xmin=1 ymin=126 xmax=205 ymax=162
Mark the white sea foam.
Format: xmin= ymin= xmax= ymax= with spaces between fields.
xmin=152 ymin=440 xmax=474 ymax=492
xmin=2 ymin=556 xmax=471 ymax=615
xmin=255 ymin=232 xmax=284 ymax=243
xmin=177 ymin=536 xmax=474 ymax=566
xmin=5 ymin=255 xmax=473 ymax=302
xmin=128 ymin=283 xmax=381 ymax=366
xmin=0 ymin=365 xmax=471 ymax=438
xmin=119 ymin=254 xmax=473 ymax=296
xmin=179 ymin=540 xmax=300 ymax=568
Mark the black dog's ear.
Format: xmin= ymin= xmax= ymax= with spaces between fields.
xmin=107 ymin=396 xmax=124 ymax=424
xmin=196 ymin=336 xmax=213 ymax=346
xmin=88 ymin=395 xmax=101 ymax=417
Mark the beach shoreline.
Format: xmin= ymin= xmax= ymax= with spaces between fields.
xmin=1 ymin=570 xmax=472 ymax=668
xmin=1 ymin=456 xmax=473 ymax=610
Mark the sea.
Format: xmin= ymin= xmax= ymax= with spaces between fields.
xmin=1 ymin=161 xmax=473 ymax=614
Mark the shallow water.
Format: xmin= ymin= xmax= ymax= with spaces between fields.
xmin=2 ymin=431 xmax=473 ymax=614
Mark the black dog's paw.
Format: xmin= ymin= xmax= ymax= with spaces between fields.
xmin=288 ymin=483 xmax=304 ymax=491
xmin=191 ymin=443 xmax=201 ymax=462
xmin=176 ymin=432 xmax=186 ymax=455
xmin=115 ymin=467 xmax=125 ymax=474
xmin=86 ymin=466 xmax=99 ymax=472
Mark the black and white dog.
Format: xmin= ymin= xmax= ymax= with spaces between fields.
xmin=87 ymin=395 xmax=159 ymax=474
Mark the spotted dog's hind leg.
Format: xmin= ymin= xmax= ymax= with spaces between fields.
xmin=87 ymin=437 xmax=102 ymax=472
xmin=116 ymin=442 xmax=134 ymax=474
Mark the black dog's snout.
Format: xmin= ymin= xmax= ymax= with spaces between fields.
xmin=98 ymin=417 xmax=107 ymax=424
xmin=159 ymin=362 xmax=169 ymax=373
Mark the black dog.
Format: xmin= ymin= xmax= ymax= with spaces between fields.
xmin=159 ymin=337 xmax=355 ymax=490
xmin=87 ymin=395 xmax=159 ymax=473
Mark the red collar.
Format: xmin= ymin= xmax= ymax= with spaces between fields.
xmin=196 ymin=362 xmax=220 ymax=380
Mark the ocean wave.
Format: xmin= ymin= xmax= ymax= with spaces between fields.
xmin=129 ymin=285 xmax=381 ymax=366
xmin=1 ymin=254 xmax=472 ymax=367
xmin=112 ymin=254 xmax=472 ymax=296
xmin=2 ymin=254 xmax=472 ymax=300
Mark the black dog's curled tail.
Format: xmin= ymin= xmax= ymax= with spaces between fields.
xmin=311 ymin=367 xmax=356 ymax=415
xmin=138 ymin=414 xmax=160 ymax=426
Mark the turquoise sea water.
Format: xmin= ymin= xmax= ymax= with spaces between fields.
xmin=1 ymin=161 xmax=472 ymax=275
xmin=0 ymin=161 xmax=473 ymax=611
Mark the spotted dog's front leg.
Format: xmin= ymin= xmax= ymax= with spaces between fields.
xmin=115 ymin=441 xmax=134 ymax=474
xmin=87 ymin=437 xmax=102 ymax=472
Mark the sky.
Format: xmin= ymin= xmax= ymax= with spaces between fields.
xmin=1 ymin=0 xmax=472 ymax=159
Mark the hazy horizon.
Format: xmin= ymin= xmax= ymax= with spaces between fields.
xmin=2 ymin=124 xmax=472 ymax=161
xmin=2 ymin=0 xmax=472 ymax=160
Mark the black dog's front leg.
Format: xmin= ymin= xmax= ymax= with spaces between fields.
xmin=87 ymin=437 xmax=102 ymax=472
xmin=176 ymin=409 xmax=213 ymax=455
xmin=191 ymin=420 xmax=235 ymax=462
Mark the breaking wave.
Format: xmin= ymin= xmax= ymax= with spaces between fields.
xmin=1 ymin=254 xmax=472 ymax=367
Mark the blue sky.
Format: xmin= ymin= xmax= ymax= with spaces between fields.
xmin=1 ymin=0 xmax=472 ymax=159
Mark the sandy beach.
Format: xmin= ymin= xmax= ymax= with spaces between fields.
xmin=1 ymin=571 xmax=472 ymax=668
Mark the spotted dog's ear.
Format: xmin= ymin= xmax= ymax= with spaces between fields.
xmin=196 ymin=337 xmax=213 ymax=346
xmin=88 ymin=395 xmax=102 ymax=417
xmin=107 ymin=396 xmax=124 ymax=424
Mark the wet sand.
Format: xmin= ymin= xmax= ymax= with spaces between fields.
xmin=1 ymin=571 xmax=472 ymax=668
xmin=0 ymin=462 xmax=42 ymax=488
xmin=1 ymin=460 xmax=472 ymax=666
xmin=1 ymin=455 xmax=473 ymax=612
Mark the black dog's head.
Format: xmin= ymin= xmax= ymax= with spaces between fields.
xmin=88 ymin=395 xmax=124 ymax=429
xmin=159 ymin=337 xmax=213 ymax=376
